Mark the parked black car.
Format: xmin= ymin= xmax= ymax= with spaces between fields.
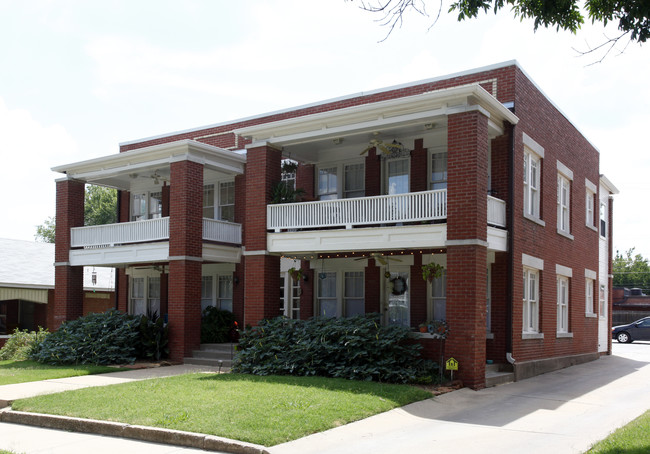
xmin=612 ymin=317 xmax=650 ymax=343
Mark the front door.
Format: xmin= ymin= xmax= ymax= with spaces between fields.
xmin=385 ymin=269 xmax=410 ymax=327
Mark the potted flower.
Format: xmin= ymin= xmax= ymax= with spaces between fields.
xmin=418 ymin=322 xmax=429 ymax=333
xmin=421 ymin=262 xmax=444 ymax=282
xmin=288 ymin=267 xmax=303 ymax=282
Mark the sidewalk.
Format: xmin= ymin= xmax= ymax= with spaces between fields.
xmin=1 ymin=344 xmax=650 ymax=454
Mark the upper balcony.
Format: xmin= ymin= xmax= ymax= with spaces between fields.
xmin=267 ymin=190 xmax=507 ymax=254
xmin=53 ymin=140 xmax=246 ymax=267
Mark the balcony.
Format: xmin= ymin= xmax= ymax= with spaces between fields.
xmin=68 ymin=218 xmax=242 ymax=267
xmin=266 ymin=190 xmax=507 ymax=254
xmin=268 ymin=190 xmax=506 ymax=231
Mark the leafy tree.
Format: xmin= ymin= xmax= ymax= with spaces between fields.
xmin=352 ymin=0 xmax=649 ymax=54
xmin=34 ymin=185 xmax=118 ymax=243
xmin=613 ymin=248 xmax=650 ymax=293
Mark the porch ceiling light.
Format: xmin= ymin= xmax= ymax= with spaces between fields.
xmin=332 ymin=138 xmax=343 ymax=145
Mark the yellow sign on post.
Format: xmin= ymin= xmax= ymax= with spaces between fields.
xmin=446 ymin=357 xmax=458 ymax=371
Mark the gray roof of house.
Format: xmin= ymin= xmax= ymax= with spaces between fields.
xmin=0 ymin=238 xmax=114 ymax=291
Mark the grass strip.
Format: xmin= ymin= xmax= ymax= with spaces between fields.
xmin=12 ymin=373 xmax=432 ymax=446
xmin=0 ymin=360 xmax=127 ymax=386
xmin=587 ymin=410 xmax=650 ymax=453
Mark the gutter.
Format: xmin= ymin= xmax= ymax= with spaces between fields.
xmin=506 ymin=117 xmax=516 ymax=366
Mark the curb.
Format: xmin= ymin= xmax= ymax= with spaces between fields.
xmin=0 ymin=408 xmax=269 ymax=454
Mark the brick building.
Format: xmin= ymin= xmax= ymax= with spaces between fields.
xmin=52 ymin=61 xmax=617 ymax=389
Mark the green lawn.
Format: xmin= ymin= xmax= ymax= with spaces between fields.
xmin=0 ymin=360 xmax=126 ymax=386
xmin=12 ymin=373 xmax=432 ymax=446
xmin=587 ymin=410 xmax=650 ymax=453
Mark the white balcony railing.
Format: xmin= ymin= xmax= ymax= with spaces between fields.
xmin=203 ymin=218 xmax=242 ymax=244
xmin=71 ymin=217 xmax=242 ymax=249
xmin=268 ymin=190 xmax=507 ymax=232
xmin=487 ymin=196 xmax=507 ymax=227
xmin=71 ymin=217 xmax=170 ymax=248
xmin=268 ymin=190 xmax=447 ymax=232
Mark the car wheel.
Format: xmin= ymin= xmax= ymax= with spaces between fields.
xmin=617 ymin=331 xmax=632 ymax=343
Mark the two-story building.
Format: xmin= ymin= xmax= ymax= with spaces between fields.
xmin=52 ymin=61 xmax=617 ymax=389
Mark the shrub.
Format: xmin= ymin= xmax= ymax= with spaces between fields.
xmin=31 ymin=310 xmax=140 ymax=365
xmin=201 ymin=306 xmax=236 ymax=343
xmin=232 ymin=314 xmax=427 ymax=383
xmin=0 ymin=327 xmax=49 ymax=361
xmin=138 ymin=315 xmax=169 ymax=361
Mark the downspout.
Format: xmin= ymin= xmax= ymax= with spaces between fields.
xmin=506 ymin=119 xmax=516 ymax=366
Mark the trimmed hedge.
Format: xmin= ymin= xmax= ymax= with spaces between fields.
xmin=232 ymin=315 xmax=434 ymax=383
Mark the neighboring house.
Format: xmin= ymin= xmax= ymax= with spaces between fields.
xmin=613 ymin=287 xmax=650 ymax=325
xmin=51 ymin=61 xmax=617 ymax=389
xmin=0 ymin=238 xmax=114 ymax=346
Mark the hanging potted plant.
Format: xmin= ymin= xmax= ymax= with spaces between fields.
xmin=288 ymin=267 xmax=303 ymax=282
xmin=421 ymin=262 xmax=444 ymax=282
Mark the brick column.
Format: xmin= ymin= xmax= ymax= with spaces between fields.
xmin=445 ymin=109 xmax=490 ymax=389
xmin=411 ymin=138 xmax=428 ymax=192
xmin=168 ymin=159 xmax=203 ymax=361
xmin=243 ymin=144 xmax=281 ymax=326
xmin=365 ymin=148 xmax=381 ymax=196
xmin=53 ymin=178 xmax=85 ymax=330
xmin=296 ymin=163 xmax=314 ymax=200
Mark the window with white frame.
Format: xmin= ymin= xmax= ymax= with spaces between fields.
xmin=281 ymin=160 xmax=296 ymax=191
xmin=586 ymin=189 xmax=595 ymax=228
xmin=149 ymin=192 xmax=162 ymax=219
xmin=317 ymin=270 xmax=365 ymax=318
xmin=131 ymin=193 xmax=147 ymax=221
xmin=429 ymin=151 xmax=448 ymax=190
xmin=318 ymin=167 xmax=338 ymax=200
xmin=429 ymin=270 xmax=447 ymax=321
xmin=130 ymin=276 xmax=160 ymax=317
xmin=523 ymin=268 xmax=539 ymax=333
xmin=599 ymin=284 xmax=606 ymax=318
xmin=386 ymin=158 xmax=409 ymax=195
xmin=600 ymin=202 xmax=607 ymax=238
xmin=280 ymin=273 xmax=300 ymax=319
xmin=344 ymin=163 xmax=365 ymax=198
xmin=219 ymin=181 xmax=235 ymax=222
xmin=524 ymin=150 xmax=541 ymax=219
xmin=585 ymin=278 xmax=595 ymax=315
xmin=557 ymin=173 xmax=571 ymax=234
xmin=557 ymin=276 xmax=569 ymax=333
xmin=203 ymin=184 xmax=215 ymax=219
xmin=201 ymin=274 xmax=233 ymax=312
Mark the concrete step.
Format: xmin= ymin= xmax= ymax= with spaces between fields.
xmin=191 ymin=350 xmax=234 ymax=360
xmin=199 ymin=343 xmax=238 ymax=354
xmin=183 ymin=357 xmax=233 ymax=369
xmin=485 ymin=363 xmax=514 ymax=387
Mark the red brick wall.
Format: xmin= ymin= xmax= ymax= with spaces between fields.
xmin=410 ymin=253 xmax=427 ymax=327
xmin=82 ymin=292 xmax=115 ymax=315
xmin=411 ymin=138 xmax=428 ymax=193
xmin=510 ymin=66 xmax=601 ymax=362
xmin=244 ymin=255 xmax=281 ymax=326
xmin=365 ymin=149 xmax=381 ymax=197
xmin=365 ymin=260 xmax=380 ymax=314
xmin=296 ymin=164 xmax=315 ymax=200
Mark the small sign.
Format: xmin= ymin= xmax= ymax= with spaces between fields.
xmin=446 ymin=357 xmax=459 ymax=371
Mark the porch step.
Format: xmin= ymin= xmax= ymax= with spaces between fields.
xmin=485 ymin=363 xmax=514 ymax=388
xmin=183 ymin=343 xmax=237 ymax=371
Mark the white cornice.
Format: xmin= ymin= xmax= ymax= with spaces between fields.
xmin=236 ymin=84 xmax=518 ymax=147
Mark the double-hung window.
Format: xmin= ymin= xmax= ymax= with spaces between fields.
xmin=130 ymin=276 xmax=160 ymax=317
xmin=557 ymin=276 xmax=569 ymax=334
xmin=524 ymin=151 xmax=541 ymax=219
xmin=585 ymin=179 xmax=597 ymax=229
xmin=600 ymin=202 xmax=607 ymax=238
xmin=317 ymin=270 xmax=365 ymax=318
xmin=585 ymin=278 xmax=595 ymax=315
xmin=430 ymin=151 xmax=448 ymax=190
xmin=557 ymin=174 xmax=570 ymax=234
xmin=344 ymin=163 xmax=365 ymax=198
xmin=203 ymin=182 xmax=235 ymax=221
xmin=523 ymin=268 xmax=539 ymax=333
xmin=429 ymin=270 xmax=447 ymax=320
xmin=318 ymin=162 xmax=365 ymax=200
xmin=201 ymin=274 xmax=233 ymax=312
xmin=318 ymin=167 xmax=338 ymax=200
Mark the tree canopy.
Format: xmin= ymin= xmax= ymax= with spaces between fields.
xmin=35 ymin=185 xmax=118 ymax=243
xmin=352 ymin=0 xmax=649 ymax=49
xmin=613 ymin=248 xmax=650 ymax=294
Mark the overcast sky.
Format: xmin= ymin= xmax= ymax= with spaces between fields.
xmin=1 ymin=1 xmax=648 ymax=259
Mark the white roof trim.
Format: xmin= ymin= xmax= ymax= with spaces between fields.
xmin=52 ymin=140 xmax=246 ymax=181
xmin=600 ymin=174 xmax=619 ymax=195
xmin=236 ymin=84 xmax=518 ymax=146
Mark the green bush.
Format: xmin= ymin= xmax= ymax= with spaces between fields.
xmin=138 ymin=315 xmax=169 ymax=361
xmin=0 ymin=327 xmax=49 ymax=361
xmin=31 ymin=310 xmax=140 ymax=365
xmin=201 ymin=306 xmax=236 ymax=343
xmin=232 ymin=314 xmax=428 ymax=383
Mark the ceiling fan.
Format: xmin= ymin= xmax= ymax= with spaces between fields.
xmin=360 ymin=139 xmax=405 ymax=156
xmin=128 ymin=170 xmax=168 ymax=185
xmin=354 ymin=252 xmax=402 ymax=266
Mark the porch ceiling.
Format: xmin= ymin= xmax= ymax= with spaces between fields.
xmin=52 ymin=140 xmax=246 ymax=190
xmin=235 ymin=84 xmax=519 ymax=163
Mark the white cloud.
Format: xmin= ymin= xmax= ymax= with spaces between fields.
xmin=0 ymin=97 xmax=79 ymax=241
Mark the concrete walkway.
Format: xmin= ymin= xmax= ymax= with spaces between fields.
xmin=269 ymin=343 xmax=650 ymax=454
xmin=1 ymin=344 xmax=650 ymax=453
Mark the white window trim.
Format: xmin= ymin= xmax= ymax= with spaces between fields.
xmin=316 ymin=268 xmax=365 ymax=318
xmin=523 ymin=266 xmax=541 ymax=336
xmin=316 ymin=160 xmax=365 ymax=200
xmin=557 ymin=170 xmax=573 ymax=239
xmin=524 ymin=148 xmax=543 ymax=224
xmin=599 ymin=202 xmax=607 ymax=239
xmin=204 ymin=180 xmax=235 ymax=221
xmin=556 ymin=275 xmax=571 ymax=336
xmin=585 ymin=275 xmax=596 ymax=318
xmin=428 ymin=147 xmax=448 ymax=190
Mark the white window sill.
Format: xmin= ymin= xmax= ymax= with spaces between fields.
xmin=586 ymin=224 xmax=598 ymax=233
xmin=486 ymin=332 xmax=494 ymax=340
xmin=522 ymin=332 xmax=544 ymax=340
xmin=410 ymin=332 xmax=446 ymax=340
xmin=524 ymin=213 xmax=546 ymax=227
xmin=557 ymin=229 xmax=574 ymax=240
xmin=556 ymin=332 xmax=574 ymax=338
xmin=585 ymin=313 xmax=598 ymax=318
